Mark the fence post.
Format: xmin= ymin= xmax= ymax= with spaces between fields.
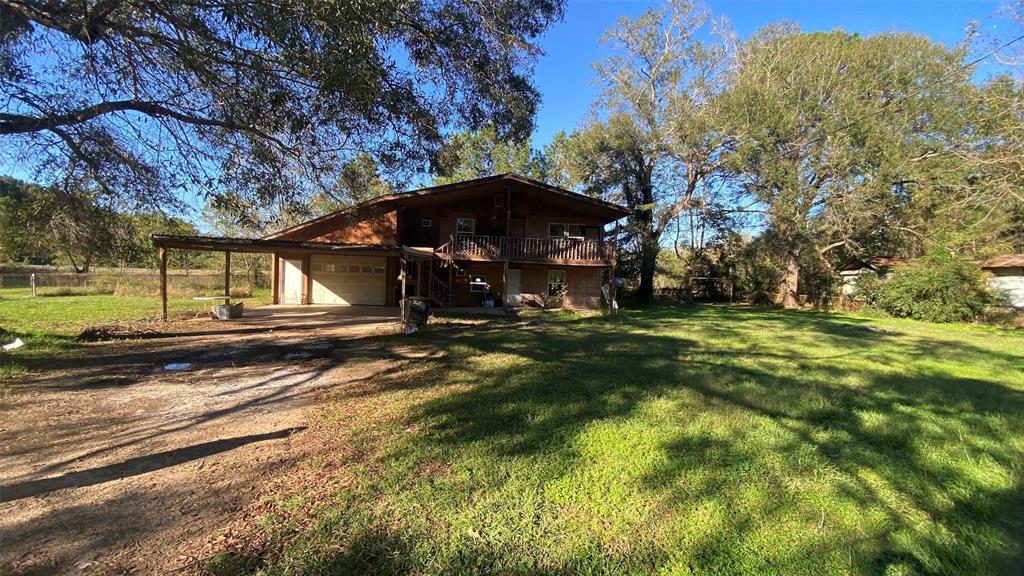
xmin=30 ymin=273 xmax=36 ymax=297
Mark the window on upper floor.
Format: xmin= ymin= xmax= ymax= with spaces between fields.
xmin=456 ymin=218 xmax=475 ymax=236
xmin=549 ymin=223 xmax=585 ymax=239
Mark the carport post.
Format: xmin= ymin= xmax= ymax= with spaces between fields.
xmin=159 ymin=246 xmax=168 ymax=321
xmin=399 ymin=258 xmax=407 ymax=321
xmin=224 ymin=251 xmax=231 ymax=299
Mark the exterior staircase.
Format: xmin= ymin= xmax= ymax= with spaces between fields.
xmin=429 ymin=256 xmax=452 ymax=307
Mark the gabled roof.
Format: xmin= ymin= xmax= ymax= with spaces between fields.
xmin=982 ymin=254 xmax=1024 ymax=268
xmin=265 ymin=173 xmax=629 ymax=240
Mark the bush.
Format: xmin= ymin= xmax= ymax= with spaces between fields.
xmin=857 ymin=251 xmax=995 ymax=323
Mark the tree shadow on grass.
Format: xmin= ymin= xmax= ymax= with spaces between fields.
xmin=376 ymin=306 xmax=1024 ymax=575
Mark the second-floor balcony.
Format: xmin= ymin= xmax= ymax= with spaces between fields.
xmin=436 ymin=234 xmax=615 ymax=264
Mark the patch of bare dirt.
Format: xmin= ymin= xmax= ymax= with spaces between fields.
xmin=0 ymin=312 xmax=416 ymax=576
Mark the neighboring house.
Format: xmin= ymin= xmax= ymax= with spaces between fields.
xmin=152 ymin=174 xmax=629 ymax=317
xmin=982 ymin=254 xmax=1024 ymax=307
xmin=836 ymin=256 xmax=905 ymax=299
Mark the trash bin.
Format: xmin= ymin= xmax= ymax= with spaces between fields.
xmin=403 ymin=296 xmax=429 ymax=326
xmin=213 ymin=302 xmax=244 ymax=320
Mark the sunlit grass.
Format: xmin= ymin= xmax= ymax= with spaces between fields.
xmin=204 ymin=306 xmax=1024 ymax=574
xmin=0 ymin=288 xmax=272 ymax=382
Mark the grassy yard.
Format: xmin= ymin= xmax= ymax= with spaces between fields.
xmin=0 ymin=288 xmax=271 ymax=380
xmin=212 ymin=306 xmax=1024 ymax=576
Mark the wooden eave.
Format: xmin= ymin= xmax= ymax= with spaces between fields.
xmin=151 ymin=234 xmax=401 ymax=256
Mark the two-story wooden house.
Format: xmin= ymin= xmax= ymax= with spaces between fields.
xmin=152 ymin=174 xmax=628 ymax=315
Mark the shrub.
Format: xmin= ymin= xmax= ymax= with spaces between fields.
xmin=859 ymin=251 xmax=995 ymax=323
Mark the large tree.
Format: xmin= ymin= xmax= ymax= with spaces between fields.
xmin=433 ymin=123 xmax=546 ymax=185
xmin=1 ymin=0 xmax=564 ymax=211
xmin=722 ymin=28 xmax=972 ymax=307
xmin=572 ymin=0 xmax=733 ymax=302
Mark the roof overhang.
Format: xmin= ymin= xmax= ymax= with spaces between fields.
xmin=264 ymin=173 xmax=630 ymax=240
xmin=982 ymin=254 xmax=1024 ymax=269
xmin=151 ymin=234 xmax=401 ymax=256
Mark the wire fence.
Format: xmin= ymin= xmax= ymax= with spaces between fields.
xmin=0 ymin=272 xmax=270 ymax=298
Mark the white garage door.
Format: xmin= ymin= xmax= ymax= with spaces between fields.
xmin=310 ymin=255 xmax=386 ymax=305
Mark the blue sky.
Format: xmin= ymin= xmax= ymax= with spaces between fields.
xmin=529 ymin=0 xmax=1008 ymax=148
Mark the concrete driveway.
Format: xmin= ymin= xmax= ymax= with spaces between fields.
xmin=232 ymin=304 xmax=400 ymax=331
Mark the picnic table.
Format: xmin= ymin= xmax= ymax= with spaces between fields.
xmin=191 ymin=295 xmax=243 ymax=319
xmin=192 ymin=295 xmax=231 ymax=304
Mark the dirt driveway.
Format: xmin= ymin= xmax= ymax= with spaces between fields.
xmin=0 ymin=306 xmax=404 ymax=575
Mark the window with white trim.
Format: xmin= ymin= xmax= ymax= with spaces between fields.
xmin=567 ymin=224 xmax=586 ymax=239
xmin=548 ymin=269 xmax=565 ymax=295
xmin=548 ymin=223 xmax=565 ymax=238
xmin=421 ymin=218 xmax=432 ymax=227
xmin=456 ymin=218 xmax=475 ymax=236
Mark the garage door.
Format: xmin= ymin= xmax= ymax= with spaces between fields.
xmin=310 ymin=255 xmax=386 ymax=305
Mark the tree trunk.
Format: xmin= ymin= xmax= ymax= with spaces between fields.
xmin=636 ymin=234 xmax=658 ymax=303
xmin=633 ymin=170 xmax=658 ymax=304
xmin=778 ymin=250 xmax=800 ymax=309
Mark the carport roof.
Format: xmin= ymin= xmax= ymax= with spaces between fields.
xmin=151 ymin=234 xmax=401 ymax=255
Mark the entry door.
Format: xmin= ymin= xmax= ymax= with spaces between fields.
xmin=507 ymin=269 xmax=522 ymax=306
xmin=281 ymin=258 xmax=303 ymax=304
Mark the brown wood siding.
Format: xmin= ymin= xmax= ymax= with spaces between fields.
xmin=514 ymin=264 xmax=602 ymax=310
xmin=451 ymin=262 xmax=506 ymax=307
xmin=275 ymin=205 xmax=397 ymax=245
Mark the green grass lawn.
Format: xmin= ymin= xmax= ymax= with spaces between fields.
xmin=0 ymin=288 xmax=271 ymax=381
xmin=213 ymin=305 xmax=1024 ymax=576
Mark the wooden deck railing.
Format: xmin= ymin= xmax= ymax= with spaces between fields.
xmin=437 ymin=235 xmax=614 ymax=263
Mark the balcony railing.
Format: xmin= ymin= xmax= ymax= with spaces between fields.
xmin=437 ymin=235 xmax=614 ymax=263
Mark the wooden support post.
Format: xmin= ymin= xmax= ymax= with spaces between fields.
xmin=400 ymin=258 xmax=407 ymax=320
xmin=224 ymin=251 xmax=231 ymax=299
xmin=427 ymin=258 xmax=433 ymax=304
xmin=502 ymin=261 xmax=509 ymax=311
xmin=504 ymin=183 xmax=511 ymax=311
xmin=448 ymin=260 xmax=454 ymax=307
xmin=302 ymin=254 xmax=311 ymax=304
xmin=271 ymin=254 xmax=280 ymax=305
xmin=159 ymin=246 xmax=168 ymax=321
xmin=415 ymin=261 xmax=422 ymax=297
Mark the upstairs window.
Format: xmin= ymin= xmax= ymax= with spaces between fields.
xmin=456 ymin=218 xmax=475 ymax=236
xmin=549 ymin=223 xmax=585 ymax=239
xmin=421 ymin=218 xmax=432 ymax=227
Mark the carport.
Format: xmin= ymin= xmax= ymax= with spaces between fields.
xmin=150 ymin=234 xmax=401 ymax=321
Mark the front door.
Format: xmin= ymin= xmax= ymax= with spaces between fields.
xmin=507 ymin=269 xmax=521 ymax=306
xmin=282 ymin=258 xmax=303 ymax=304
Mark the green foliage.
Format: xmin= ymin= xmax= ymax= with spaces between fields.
xmin=859 ymin=252 xmax=996 ymax=323
xmin=568 ymin=0 xmax=732 ymax=302
xmin=2 ymin=0 xmax=564 ymax=208
xmin=723 ymin=28 xmax=974 ymax=306
xmin=433 ymin=124 xmax=547 ymax=185
xmin=1 ymin=176 xmax=209 ymax=270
